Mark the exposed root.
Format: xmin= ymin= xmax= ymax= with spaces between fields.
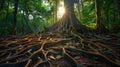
xmin=0 ymin=29 xmax=120 ymax=67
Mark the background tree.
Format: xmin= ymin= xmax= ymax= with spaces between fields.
xmin=0 ymin=0 xmax=120 ymax=67
xmin=13 ymin=0 xmax=19 ymax=35
xmin=112 ymin=0 xmax=120 ymax=32
xmin=54 ymin=0 xmax=58 ymax=22
xmin=94 ymin=0 xmax=107 ymax=33
xmin=0 ymin=0 xmax=54 ymax=36
xmin=0 ymin=0 xmax=120 ymax=36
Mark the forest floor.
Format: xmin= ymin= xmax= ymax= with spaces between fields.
xmin=0 ymin=32 xmax=120 ymax=67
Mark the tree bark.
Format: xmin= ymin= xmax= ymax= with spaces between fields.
xmin=76 ymin=0 xmax=82 ymax=20
xmin=64 ymin=0 xmax=74 ymax=13
xmin=95 ymin=0 xmax=107 ymax=33
xmin=112 ymin=0 xmax=120 ymax=32
xmin=54 ymin=0 xmax=58 ymax=22
xmin=63 ymin=0 xmax=82 ymax=31
xmin=13 ymin=0 xmax=19 ymax=35
xmin=48 ymin=0 xmax=89 ymax=34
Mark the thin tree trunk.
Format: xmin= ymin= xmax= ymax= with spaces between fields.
xmin=54 ymin=0 xmax=58 ymax=22
xmin=6 ymin=0 xmax=9 ymax=22
xmin=21 ymin=10 xmax=25 ymax=34
xmin=23 ymin=1 xmax=33 ymax=34
xmin=95 ymin=0 xmax=107 ymax=33
xmin=13 ymin=0 xmax=19 ymax=35
xmin=76 ymin=0 xmax=81 ymax=20
xmin=105 ymin=1 xmax=111 ymax=29
xmin=80 ymin=0 xmax=84 ymax=11
xmin=5 ymin=0 xmax=9 ymax=33
xmin=95 ymin=0 xmax=102 ymax=28
xmin=112 ymin=0 xmax=120 ymax=32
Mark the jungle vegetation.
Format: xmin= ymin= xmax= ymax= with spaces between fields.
xmin=0 ymin=0 xmax=120 ymax=67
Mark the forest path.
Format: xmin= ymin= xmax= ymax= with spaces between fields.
xmin=0 ymin=32 xmax=120 ymax=67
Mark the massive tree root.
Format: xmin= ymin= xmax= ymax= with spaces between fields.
xmin=0 ymin=31 xmax=120 ymax=67
xmin=46 ymin=12 xmax=91 ymax=35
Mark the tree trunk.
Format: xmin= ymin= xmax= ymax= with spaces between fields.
xmin=95 ymin=0 xmax=107 ymax=33
xmin=6 ymin=0 xmax=9 ymax=22
xmin=54 ymin=0 xmax=58 ymax=22
xmin=48 ymin=0 xmax=89 ymax=34
xmin=112 ymin=0 xmax=120 ymax=32
xmin=5 ymin=0 xmax=9 ymax=33
xmin=13 ymin=0 xmax=19 ymax=35
xmin=23 ymin=1 xmax=33 ymax=34
xmin=63 ymin=0 xmax=82 ymax=31
xmin=76 ymin=0 xmax=82 ymax=20
xmin=64 ymin=0 xmax=74 ymax=13
xmin=80 ymin=0 xmax=84 ymax=11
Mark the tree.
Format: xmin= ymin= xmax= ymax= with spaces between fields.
xmin=111 ymin=0 xmax=120 ymax=32
xmin=54 ymin=0 xmax=58 ymax=22
xmin=94 ymin=0 xmax=107 ymax=33
xmin=6 ymin=0 xmax=10 ymax=23
xmin=48 ymin=0 xmax=89 ymax=34
xmin=13 ymin=0 xmax=19 ymax=35
xmin=80 ymin=0 xmax=84 ymax=11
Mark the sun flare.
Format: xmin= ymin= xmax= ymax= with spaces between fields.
xmin=57 ymin=1 xmax=65 ymax=19
xmin=58 ymin=7 xmax=65 ymax=15
xmin=57 ymin=7 xmax=65 ymax=19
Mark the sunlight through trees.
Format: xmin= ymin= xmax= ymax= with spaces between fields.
xmin=0 ymin=0 xmax=120 ymax=67
xmin=57 ymin=1 xmax=65 ymax=19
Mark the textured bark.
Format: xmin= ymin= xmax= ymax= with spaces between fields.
xmin=47 ymin=0 xmax=89 ymax=34
xmin=64 ymin=0 xmax=74 ymax=13
xmin=95 ymin=0 xmax=107 ymax=33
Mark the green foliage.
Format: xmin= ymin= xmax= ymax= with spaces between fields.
xmin=0 ymin=0 xmax=53 ymax=36
xmin=75 ymin=0 xmax=96 ymax=28
xmin=0 ymin=0 xmax=119 ymax=36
